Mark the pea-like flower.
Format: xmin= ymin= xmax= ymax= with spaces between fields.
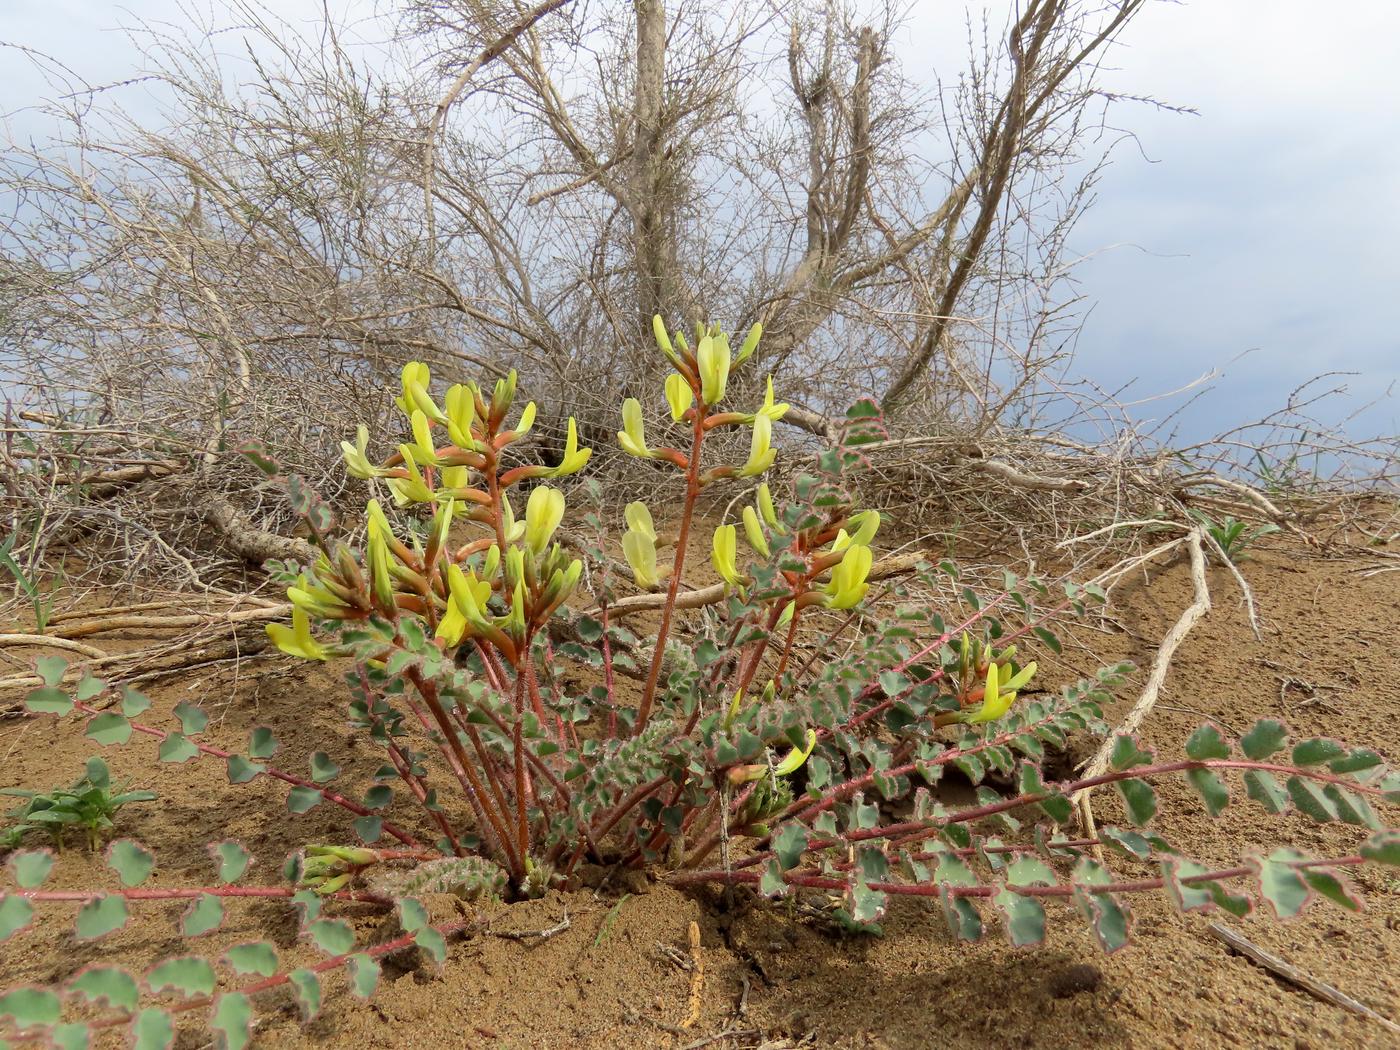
xmin=697 ymin=334 xmax=731 ymax=405
xmin=772 ymin=729 xmax=817 ymax=776
xmin=410 ymin=410 xmax=442 ymax=466
xmin=737 ymin=414 xmax=776 ymax=477
xmin=742 ymin=505 xmax=771 ymax=558
xmin=622 ymin=501 xmax=660 ymax=588
xmin=734 ymin=322 xmax=763 ymax=367
xmin=756 ymin=482 xmax=783 ymax=532
xmin=546 ymin=418 xmax=592 ymax=477
xmin=711 ymin=523 xmax=744 ymax=587
xmin=652 ymin=314 xmax=686 ymax=370
xmin=388 ymin=445 xmax=436 ymax=506
xmin=831 ymin=509 xmax=881 ymax=553
xmin=396 ymin=362 xmax=447 ymax=425
xmin=524 ymin=486 xmax=565 ymax=555
xmin=341 ymin=425 xmax=381 ymax=479
xmin=823 ymin=543 xmax=872 ymax=609
xmin=266 ymin=605 xmax=329 ymax=662
xmin=749 ymin=376 xmax=789 ymax=424
xmin=965 ymin=660 xmax=1037 ymax=724
xmin=617 ymin=398 xmax=654 ymax=459
xmin=444 ymin=384 xmax=477 ymax=449
xmin=665 ymin=373 xmax=694 ymax=421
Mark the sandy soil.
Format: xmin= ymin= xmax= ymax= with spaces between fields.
xmin=2 ymin=537 xmax=1398 ymax=1049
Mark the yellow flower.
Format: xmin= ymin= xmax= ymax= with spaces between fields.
xmin=436 ymin=601 xmax=469 ymax=646
xmin=546 ymin=417 xmax=592 ymax=477
xmin=489 ymin=370 xmax=518 ymax=422
xmin=266 ymin=605 xmax=329 ymax=662
xmin=500 ymin=493 xmax=526 ymax=544
xmin=734 ymin=322 xmax=762 ymax=367
xmin=410 ymin=410 xmax=441 ymax=466
xmin=831 ymin=510 xmax=880 ymax=553
xmin=741 ymin=505 xmax=771 ymax=559
xmin=340 ymin=425 xmax=380 ymax=479
xmin=751 ymin=376 xmax=789 ymax=423
xmin=652 ymin=314 xmax=686 ymax=370
xmin=737 ymin=414 xmax=776 ymax=477
xmin=711 ymin=524 xmax=743 ymax=587
xmin=397 ymin=362 xmax=447 ymax=425
xmin=665 ymin=373 xmax=694 ymax=421
xmin=697 ymin=333 xmax=731 ymax=405
xmin=447 ymin=563 xmax=493 ymax=629
xmin=966 ymin=661 xmax=1037 ymax=724
xmin=756 ymin=482 xmax=782 ymax=531
xmin=524 ymin=486 xmax=565 ymax=555
xmin=287 ymin=574 xmax=346 ymax=619
xmin=617 ymin=398 xmax=654 ymax=459
xmin=388 ymin=445 xmax=435 ymax=506
xmin=444 ymin=384 xmax=477 ymax=449
xmin=772 ymin=729 xmax=816 ymax=776
xmin=823 ymin=543 xmax=872 ymax=610
xmin=622 ymin=528 xmax=660 ymax=589
xmin=513 ymin=401 xmax=537 ymax=437
xmin=625 ymin=501 xmax=656 ymax=542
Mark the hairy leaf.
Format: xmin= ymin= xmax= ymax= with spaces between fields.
xmin=107 ymin=840 xmax=155 ymax=887
xmin=224 ymin=942 xmax=278 ymax=978
xmin=75 ymin=895 xmax=129 ymax=939
xmin=0 ymin=987 xmax=61 ymax=1031
xmin=69 ymin=967 xmax=139 ymax=1011
xmin=211 ymin=992 xmax=253 ymax=1050
xmin=147 ymin=956 xmax=217 ymax=998
xmin=288 ymin=970 xmax=322 ymax=1022
xmin=8 ymin=850 xmax=54 ymax=889
xmin=1239 ymin=719 xmax=1287 ymax=760
xmin=210 ymin=841 xmax=252 ymax=884
xmin=182 ymin=894 xmax=225 ymax=937
xmin=130 ymin=1008 xmax=174 ymax=1050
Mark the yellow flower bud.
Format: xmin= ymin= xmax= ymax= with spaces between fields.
xmin=513 ymin=401 xmax=537 ymax=437
xmin=742 ymin=505 xmax=771 ymax=559
xmin=652 ymin=314 xmax=686 ymax=369
xmin=410 ymin=410 xmax=440 ymax=465
xmin=757 ymin=482 xmax=781 ymax=531
xmin=753 ymin=375 xmax=789 ymax=423
xmin=734 ymin=323 xmax=762 ymax=366
xmin=772 ymin=729 xmax=816 ymax=776
xmin=622 ymin=528 xmax=660 ymax=589
xmin=625 ymin=501 xmax=656 ymax=542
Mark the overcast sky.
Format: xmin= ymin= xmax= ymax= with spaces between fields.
xmin=4 ymin=1 xmax=1397 ymax=442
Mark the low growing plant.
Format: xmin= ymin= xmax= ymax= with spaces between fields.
xmin=0 ymin=757 xmax=156 ymax=853
xmin=2 ymin=319 xmax=1398 ymax=1047
xmin=1189 ymin=510 xmax=1281 ymax=563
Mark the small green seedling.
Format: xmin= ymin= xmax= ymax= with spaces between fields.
xmin=0 ymin=530 xmax=60 ymax=634
xmin=1 ymin=757 xmax=157 ymax=851
xmin=1190 ymin=511 xmax=1280 ymax=563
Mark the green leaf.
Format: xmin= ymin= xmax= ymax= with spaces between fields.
xmin=306 ymin=918 xmax=355 ymax=956
xmin=1184 ymin=769 xmax=1229 ymax=817
xmin=211 ymin=992 xmax=253 ymax=1050
xmin=224 ymin=942 xmax=278 ymax=978
xmin=1108 ymin=735 xmax=1153 ymax=771
xmin=759 ymin=859 xmax=789 ymax=897
xmin=413 ymin=927 xmax=447 ymax=965
xmin=1071 ymin=859 xmax=1130 ymax=953
xmin=248 ymin=727 xmax=278 ymax=759
xmin=147 ymin=956 xmax=217 ymax=998
xmin=994 ymin=888 xmax=1045 ymax=947
xmin=1184 ymin=724 xmax=1231 ymax=760
xmin=772 ymin=823 xmax=809 ymax=871
xmin=1006 ymin=856 xmax=1056 ymax=888
xmin=85 ymin=712 xmax=132 ymax=746
xmin=309 ymin=752 xmax=340 ymax=784
xmin=1160 ymin=858 xmax=1213 ymax=912
xmin=0 ymin=897 xmax=33 ymax=936
xmin=120 ymin=685 xmax=151 ymax=717
xmin=1302 ymin=868 xmax=1360 ymax=912
xmin=172 ymin=700 xmax=208 ymax=736
xmin=226 ymin=756 xmax=264 ymax=784
xmin=353 ymin=816 xmax=383 ymax=843
xmin=1329 ymin=748 xmax=1383 ymax=775
xmin=398 ymin=897 xmax=429 ymax=933
xmin=107 ymin=840 xmax=155 ymax=887
xmin=25 ymin=685 xmax=72 ymax=715
xmin=1115 ymin=778 xmax=1157 ymax=826
xmin=1032 ymin=625 xmax=1062 ymax=655
xmin=1243 ymin=770 xmax=1289 ymax=814
xmin=157 ymin=732 xmax=199 ymax=764
xmin=210 ymin=841 xmax=252 ymax=884
xmin=181 ymin=893 xmax=224 ymax=937
xmin=130 ymin=1008 xmax=174 ymax=1050
xmin=0 ymin=987 xmax=61 ymax=1031
xmin=288 ymin=969 xmax=322 ymax=1021
xmin=1239 ymin=718 xmax=1287 ymax=760
xmin=75 ymin=895 xmax=129 ymax=939
xmin=1286 ymin=777 xmax=1339 ymax=823
xmin=69 ymin=967 xmax=139 ymax=1011
xmin=1359 ymin=831 xmax=1400 ymax=866
xmin=1291 ymin=737 xmax=1345 ymax=767
xmin=8 ymin=850 xmax=55 ymax=889
xmin=1255 ymin=848 xmax=1310 ymax=919
xmin=1098 ymin=827 xmax=1154 ymax=860
xmin=287 ymin=786 xmax=322 ymax=814
xmin=36 ymin=656 xmax=67 ymax=687
xmin=1015 ymin=763 xmax=1072 ymax=823
xmin=347 ymin=954 xmax=380 ymax=999
xmin=1323 ymin=785 xmax=1381 ymax=830
xmin=50 ymin=1022 xmax=90 ymax=1050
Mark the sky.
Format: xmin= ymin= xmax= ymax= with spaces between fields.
xmin=3 ymin=0 xmax=1397 ymax=445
